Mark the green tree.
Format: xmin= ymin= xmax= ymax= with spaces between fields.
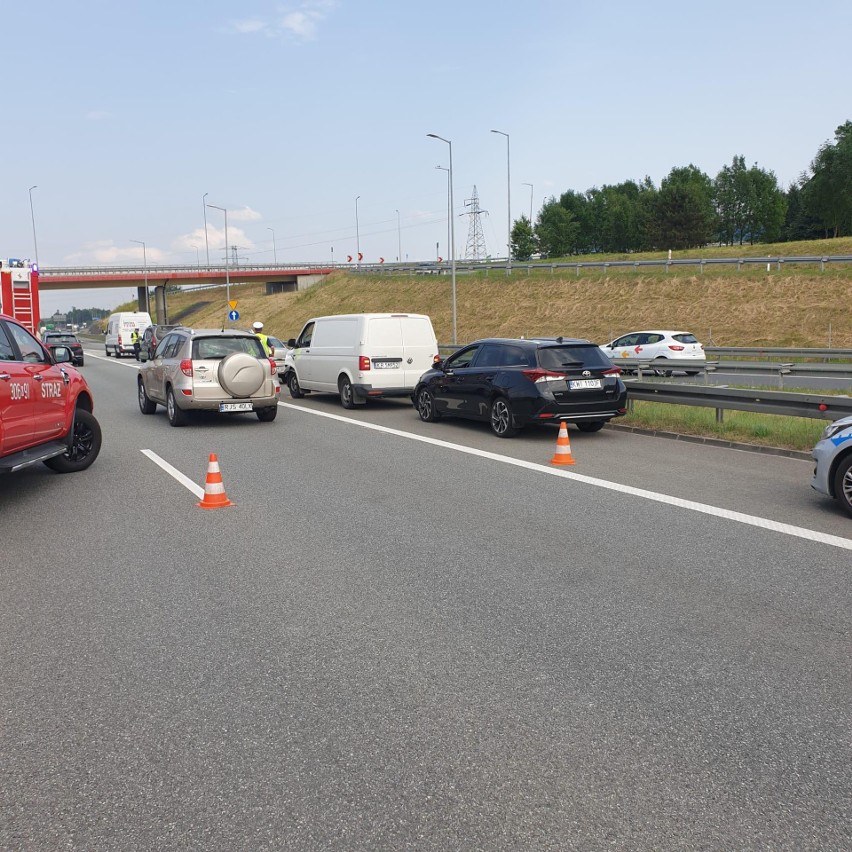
xmin=535 ymin=198 xmax=580 ymax=258
xmin=714 ymin=156 xmax=787 ymax=244
xmin=805 ymin=121 xmax=852 ymax=237
xmin=652 ymin=165 xmax=715 ymax=250
xmin=510 ymin=215 xmax=536 ymax=261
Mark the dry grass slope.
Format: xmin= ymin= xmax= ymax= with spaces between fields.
xmin=157 ymin=268 xmax=852 ymax=349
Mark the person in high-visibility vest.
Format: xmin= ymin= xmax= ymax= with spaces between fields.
xmin=252 ymin=321 xmax=273 ymax=355
xmin=131 ymin=328 xmax=141 ymax=359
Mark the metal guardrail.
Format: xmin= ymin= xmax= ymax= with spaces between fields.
xmin=706 ymin=346 xmax=852 ymax=360
xmin=38 ymin=253 xmax=852 ymax=279
xmin=625 ymin=381 xmax=852 ymax=421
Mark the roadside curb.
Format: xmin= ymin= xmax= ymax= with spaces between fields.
xmin=605 ymin=423 xmax=812 ymax=460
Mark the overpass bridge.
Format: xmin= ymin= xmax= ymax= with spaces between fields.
xmin=38 ymin=263 xmax=335 ymax=320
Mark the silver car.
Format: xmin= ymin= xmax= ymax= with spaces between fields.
xmin=811 ymin=415 xmax=852 ymax=517
xmin=137 ymin=327 xmax=280 ymax=426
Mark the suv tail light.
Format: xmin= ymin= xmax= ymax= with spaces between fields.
xmin=268 ymin=358 xmax=276 ymax=374
xmin=359 ymin=356 xmax=371 ymax=371
xmin=521 ymin=369 xmax=565 ymax=383
xmin=603 ymin=366 xmax=621 ymax=376
xmin=668 ymin=345 xmax=685 ymax=351
xmin=179 ymin=358 xmax=193 ymax=377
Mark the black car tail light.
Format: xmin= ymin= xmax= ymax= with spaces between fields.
xmin=521 ymin=368 xmax=564 ymax=384
xmin=603 ymin=367 xmax=622 ymax=376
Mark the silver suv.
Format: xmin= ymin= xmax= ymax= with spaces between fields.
xmin=137 ymin=327 xmax=280 ymax=426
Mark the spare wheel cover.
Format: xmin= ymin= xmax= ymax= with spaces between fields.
xmin=218 ymin=352 xmax=265 ymax=397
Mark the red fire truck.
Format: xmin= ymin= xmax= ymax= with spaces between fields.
xmin=0 ymin=258 xmax=40 ymax=334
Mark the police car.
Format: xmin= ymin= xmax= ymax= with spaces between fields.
xmin=0 ymin=313 xmax=102 ymax=473
xmin=811 ymin=415 xmax=852 ymax=517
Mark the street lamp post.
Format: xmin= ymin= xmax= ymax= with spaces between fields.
xmin=427 ymin=134 xmax=457 ymax=344
xmin=355 ymin=196 xmax=361 ymax=268
xmin=190 ymin=244 xmax=200 ymax=268
xmin=522 ymin=182 xmax=534 ymax=225
xmin=491 ymin=130 xmax=511 ymax=275
xmin=435 ymin=165 xmax=450 ymax=265
xmin=206 ymin=203 xmax=230 ymax=312
xmin=28 ymin=185 xmax=39 ymax=267
xmin=202 ymin=193 xmax=210 ymax=266
xmin=130 ymin=239 xmax=149 ymax=313
xmin=268 ymin=227 xmax=277 ymax=264
xmin=395 ymin=209 xmax=402 ymax=263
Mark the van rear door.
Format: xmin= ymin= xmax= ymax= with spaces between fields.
xmin=364 ymin=317 xmax=405 ymax=386
xmin=399 ymin=316 xmax=438 ymax=389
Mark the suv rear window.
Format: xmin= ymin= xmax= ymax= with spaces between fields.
xmin=537 ymin=344 xmax=612 ymax=370
xmin=192 ymin=336 xmax=266 ymax=360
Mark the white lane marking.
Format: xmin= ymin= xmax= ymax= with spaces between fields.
xmin=83 ymin=350 xmax=140 ymax=368
xmin=141 ymin=449 xmax=205 ymax=498
xmin=279 ymin=402 xmax=852 ymax=552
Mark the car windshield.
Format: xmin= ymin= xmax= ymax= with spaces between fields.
xmin=538 ymin=344 xmax=612 ymax=370
xmin=192 ymin=336 xmax=265 ymax=360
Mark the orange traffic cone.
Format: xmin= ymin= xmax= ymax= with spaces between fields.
xmin=550 ymin=422 xmax=576 ymax=466
xmin=197 ymin=453 xmax=234 ymax=509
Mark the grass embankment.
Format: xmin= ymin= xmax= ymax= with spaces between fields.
xmin=107 ymin=237 xmax=852 ymax=452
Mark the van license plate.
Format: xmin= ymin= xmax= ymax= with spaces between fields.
xmin=373 ymin=361 xmax=400 ymax=369
xmin=220 ymin=402 xmax=253 ymax=412
xmin=569 ymin=379 xmax=602 ymax=390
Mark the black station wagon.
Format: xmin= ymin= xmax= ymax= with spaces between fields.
xmin=414 ymin=337 xmax=628 ymax=438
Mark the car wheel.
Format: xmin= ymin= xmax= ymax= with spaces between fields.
xmin=166 ymin=387 xmax=188 ymax=427
xmin=653 ymin=358 xmax=672 ymax=377
xmin=832 ymin=455 xmax=852 ymax=517
xmin=256 ymin=405 xmax=278 ymax=422
xmin=287 ymin=371 xmax=305 ymax=399
xmin=490 ymin=396 xmax=518 ymax=438
xmin=43 ymin=409 xmax=102 ymax=473
xmin=138 ymin=376 xmax=157 ymax=414
xmin=577 ymin=420 xmax=605 ymax=433
xmin=416 ymin=387 xmax=441 ymax=422
xmin=339 ymin=376 xmax=355 ymax=409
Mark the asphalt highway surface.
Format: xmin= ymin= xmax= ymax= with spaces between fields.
xmin=1 ymin=350 xmax=850 ymax=850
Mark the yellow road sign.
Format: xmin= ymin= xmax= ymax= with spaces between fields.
xmin=229 ymin=300 xmax=238 ymax=310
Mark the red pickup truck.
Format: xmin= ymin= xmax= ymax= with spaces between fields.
xmin=0 ymin=313 xmax=101 ymax=473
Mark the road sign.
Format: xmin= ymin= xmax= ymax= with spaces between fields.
xmin=347 ymin=255 xmax=353 ymax=262
xmin=358 ymin=252 xmax=363 ymax=261
xmin=379 ymin=257 xmax=385 ymax=264
xmin=229 ymin=310 xmax=239 ymax=321
xmin=229 ymin=300 xmax=237 ymax=310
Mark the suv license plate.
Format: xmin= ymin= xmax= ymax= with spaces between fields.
xmin=220 ymin=402 xmax=253 ymax=412
xmin=569 ymin=379 xmax=602 ymax=390
xmin=373 ymin=361 xmax=400 ymax=369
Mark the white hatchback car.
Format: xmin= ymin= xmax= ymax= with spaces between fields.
xmin=599 ymin=330 xmax=705 ymax=375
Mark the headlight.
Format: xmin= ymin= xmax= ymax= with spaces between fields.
xmin=821 ymin=421 xmax=852 ymax=441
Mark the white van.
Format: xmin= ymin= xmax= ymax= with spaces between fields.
xmin=284 ymin=313 xmax=439 ymax=408
xmin=105 ymin=311 xmax=152 ymax=358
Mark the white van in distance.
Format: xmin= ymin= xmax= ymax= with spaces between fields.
xmin=284 ymin=313 xmax=439 ymax=408
xmin=105 ymin=311 xmax=152 ymax=358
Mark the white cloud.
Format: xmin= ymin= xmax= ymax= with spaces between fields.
xmin=230 ymin=206 xmax=262 ymax=222
xmin=63 ymin=241 xmax=165 ymax=266
xmin=225 ymin=1 xmax=337 ymax=42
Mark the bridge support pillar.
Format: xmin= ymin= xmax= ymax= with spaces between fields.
xmin=136 ymin=286 xmax=150 ymax=315
xmin=153 ymin=286 xmax=168 ymax=323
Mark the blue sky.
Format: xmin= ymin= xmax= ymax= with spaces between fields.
xmin=5 ymin=0 xmax=851 ymax=315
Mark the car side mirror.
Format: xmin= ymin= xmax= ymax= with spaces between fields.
xmin=51 ymin=346 xmax=72 ymax=364
xmin=287 ymin=338 xmax=296 ymax=348
xmin=139 ymin=350 xmax=149 ymax=363
xmin=433 ymin=358 xmax=444 ymax=371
